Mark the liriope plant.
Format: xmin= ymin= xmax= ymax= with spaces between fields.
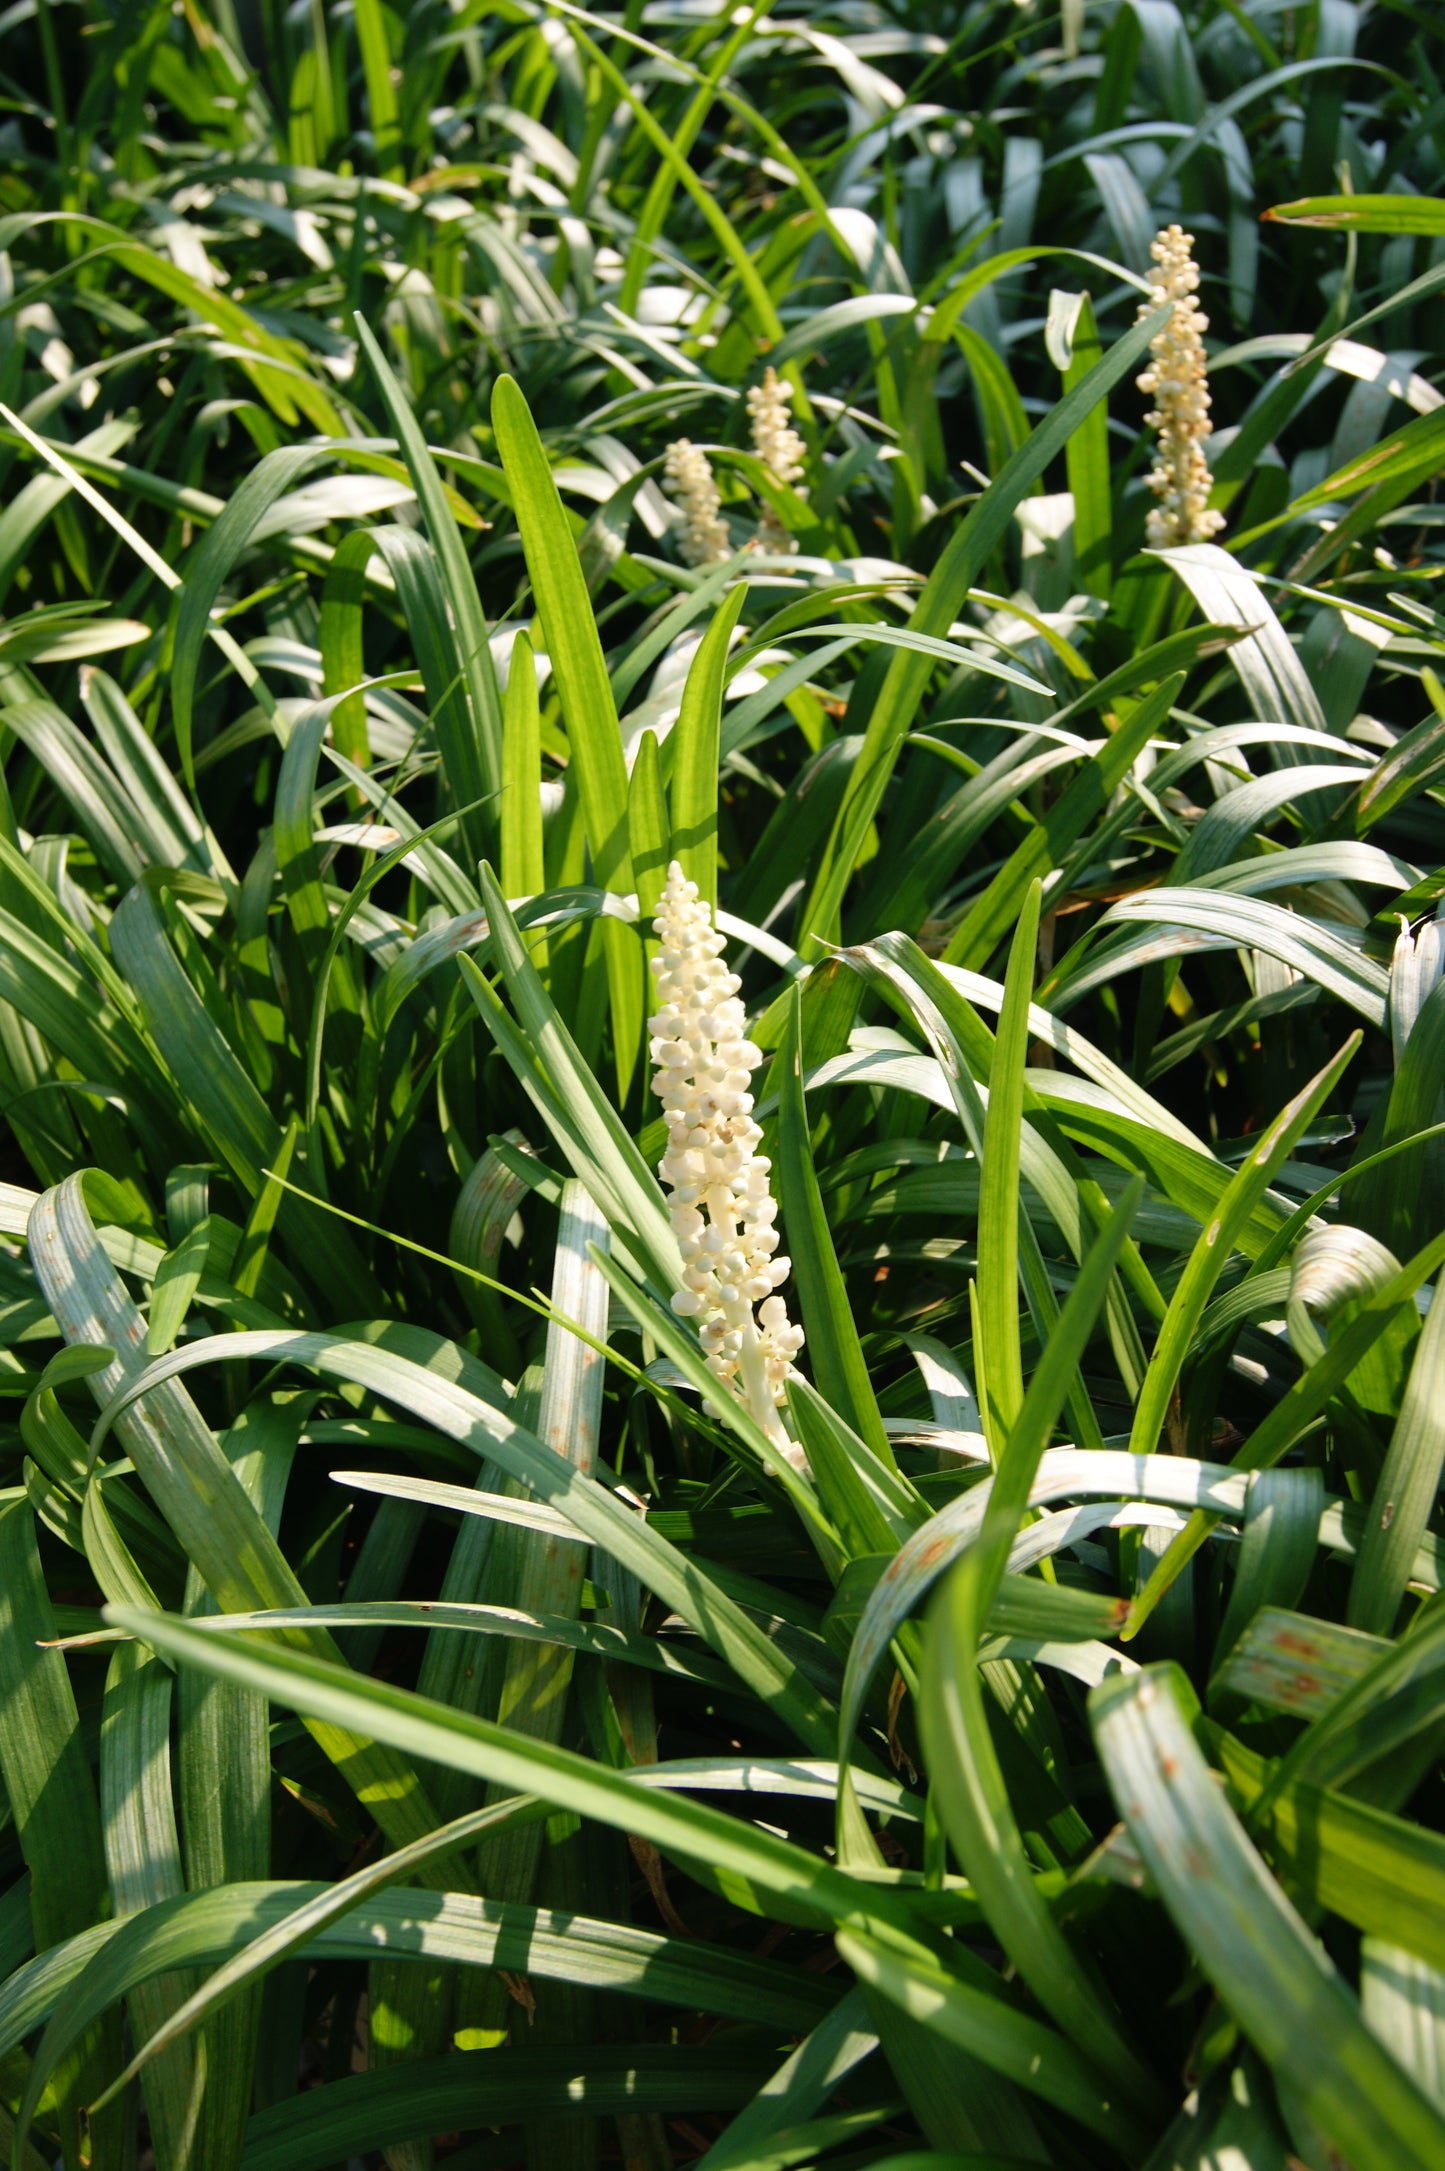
xmin=0 ymin=2 xmax=1443 ymax=2168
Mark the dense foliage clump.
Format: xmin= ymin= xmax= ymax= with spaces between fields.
xmin=2 ymin=3 xmax=1445 ymax=2168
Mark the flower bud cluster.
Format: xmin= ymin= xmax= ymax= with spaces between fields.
xmin=663 ymin=439 xmax=731 ymax=567
xmin=747 ymin=366 xmax=805 ymax=555
xmin=649 ymin=862 xmax=805 ymax=1447
xmin=662 ymin=371 xmax=808 ymax=568
xmin=1136 ymin=225 xmax=1225 ymax=551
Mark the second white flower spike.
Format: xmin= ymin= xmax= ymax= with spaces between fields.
xmin=747 ymin=365 xmax=806 ymax=556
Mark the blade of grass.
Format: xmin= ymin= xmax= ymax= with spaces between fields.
xmin=0 ymin=1499 xmax=127 ymax=2171
xmin=976 ymin=883 xmax=1041 ymax=1454
xmin=463 ymin=869 xmax=677 ymax=1291
xmin=800 ymin=305 xmax=1170 ymax=949
xmin=912 ymin=1184 xmax=1159 ymax=2117
xmin=669 ymin=579 xmax=746 ymax=916
xmin=945 ymin=671 xmax=1184 ymax=973
xmin=1128 ymin=1033 xmax=1361 ymax=1460
xmin=354 ymin=317 xmax=503 ymax=847
xmin=87 ymin=1324 xmax=841 ymax=1754
xmin=26 ymin=1175 xmax=454 ymax=1861
xmin=775 ymin=983 xmax=894 ymax=1467
xmin=501 ymin=628 xmax=547 ymax=970
xmin=492 ymin=375 xmax=641 ymax=1096
xmin=98 ymin=1643 xmax=201 ymax=2166
xmin=1129 ymin=1221 xmax=1445 ymax=1641
xmin=1092 ymin=1664 xmax=1445 ymax=2171
xmin=1348 ymin=1271 xmax=1445 ymax=1633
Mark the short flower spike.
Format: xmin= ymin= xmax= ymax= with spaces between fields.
xmin=664 ymin=438 xmax=731 ymax=566
xmin=649 ymin=861 xmax=806 ymax=1466
xmin=747 ymin=366 xmax=805 ymax=555
xmin=1137 ymin=225 xmax=1226 ymax=550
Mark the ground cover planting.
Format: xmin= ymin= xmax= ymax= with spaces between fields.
xmin=2 ymin=0 xmax=1445 ymax=2164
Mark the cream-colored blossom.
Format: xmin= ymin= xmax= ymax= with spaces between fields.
xmin=664 ymin=438 xmax=731 ymax=567
xmin=747 ymin=365 xmax=805 ymax=555
xmin=1136 ymin=225 xmax=1225 ymax=550
xmin=649 ymin=861 xmax=806 ymax=1466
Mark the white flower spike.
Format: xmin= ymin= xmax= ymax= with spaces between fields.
xmin=649 ymin=861 xmax=807 ymax=1468
xmin=664 ymin=438 xmax=731 ymax=567
xmin=747 ymin=365 xmax=805 ymax=555
xmin=1136 ymin=225 xmax=1225 ymax=551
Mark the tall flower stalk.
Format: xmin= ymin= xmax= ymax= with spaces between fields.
xmin=649 ymin=861 xmax=806 ymax=1464
xmin=1136 ymin=224 xmax=1225 ymax=550
xmin=747 ymin=365 xmax=805 ymax=554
